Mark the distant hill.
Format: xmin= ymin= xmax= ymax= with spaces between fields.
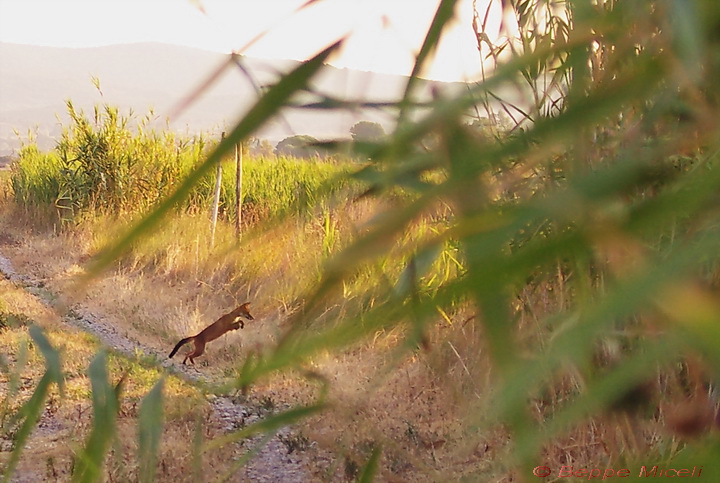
xmin=0 ymin=42 xmax=467 ymax=155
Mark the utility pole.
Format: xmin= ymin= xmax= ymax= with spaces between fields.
xmin=210 ymin=132 xmax=224 ymax=248
xmin=235 ymin=141 xmax=243 ymax=239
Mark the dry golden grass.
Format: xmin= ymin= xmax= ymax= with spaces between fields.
xmin=3 ymin=190 xmax=713 ymax=481
xmin=0 ymin=193 xmax=499 ymax=480
xmin=0 ymin=215 xmax=556 ymax=483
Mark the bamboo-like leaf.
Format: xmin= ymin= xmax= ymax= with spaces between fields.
xmin=657 ymin=440 xmax=720 ymax=480
xmin=668 ymin=0 xmax=703 ymax=79
xmin=203 ymin=404 xmax=324 ymax=453
xmin=486 ymin=229 xmax=720 ymax=469
xmin=240 ymin=299 xmax=408 ymax=385
xmin=2 ymin=372 xmax=52 ymax=483
xmin=29 ymin=324 xmax=64 ymax=394
xmin=191 ymin=414 xmax=204 ymax=483
xmin=357 ymin=445 xmax=382 ymax=483
xmin=168 ymin=56 xmax=235 ymax=120
xmin=394 ymin=246 xmax=442 ymax=297
xmin=402 ymin=0 xmax=459 ymax=113
xmin=0 ymin=339 xmax=28 ymax=429
xmin=213 ymin=432 xmax=275 ymax=483
xmin=138 ymin=378 xmax=164 ymax=483
xmin=2 ymin=326 xmax=64 ymax=483
xmin=73 ymin=352 xmax=121 ymax=483
xmin=514 ymin=336 xmax=684 ymax=466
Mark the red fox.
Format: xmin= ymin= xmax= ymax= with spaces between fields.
xmin=168 ymin=303 xmax=254 ymax=365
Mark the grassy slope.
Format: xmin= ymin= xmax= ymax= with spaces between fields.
xmin=5 ymin=175 xmax=689 ymax=481
xmin=0 ymin=196 xmax=480 ymax=481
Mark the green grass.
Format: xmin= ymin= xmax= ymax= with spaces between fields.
xmin=10 ymin=100 xmax=351 ymax=223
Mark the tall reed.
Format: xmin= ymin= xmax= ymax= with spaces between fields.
xmin=11 ymin=101 xmax=349 ymax=222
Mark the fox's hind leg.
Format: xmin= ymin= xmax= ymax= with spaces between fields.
xmin=184 ymin=340 xmax=206 ymax=365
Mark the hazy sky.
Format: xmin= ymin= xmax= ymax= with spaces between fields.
xmin=0 ymin=0 xmax=497 ymax=82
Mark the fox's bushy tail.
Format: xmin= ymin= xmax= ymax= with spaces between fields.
xmin=169 ymin=337 xmax=193 ymax=359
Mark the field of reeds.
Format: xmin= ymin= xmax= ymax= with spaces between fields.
xmin=3 ymin=0 xmax=720 ymax=481
xmin=11 ymin=101 xmax=349 ymax=223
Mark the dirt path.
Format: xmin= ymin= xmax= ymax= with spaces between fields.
xmin=0 ymin=251 xmax=312 ymax=482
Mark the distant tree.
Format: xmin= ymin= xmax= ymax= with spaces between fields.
xmin=468 ymin=114 xmax=512 ymax=142
xmin=275 ymin=135 xmax=321 ymax=158
xmin=249 ymin=137 xmax=275 ymax=158
xmin=350 ymin=121 xmax=385 ymax=143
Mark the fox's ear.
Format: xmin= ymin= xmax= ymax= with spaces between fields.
xmin=241 ymin=302 xmax=250 ymax=308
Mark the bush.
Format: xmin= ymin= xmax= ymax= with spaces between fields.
xmin=11 ymin=144 xmax=63 ymax=207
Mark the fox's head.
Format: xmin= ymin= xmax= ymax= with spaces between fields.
xmin=234 ymin=302 xmax=254 ymax=321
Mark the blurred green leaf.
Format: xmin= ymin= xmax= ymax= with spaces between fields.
xmin=357 ymin=445 xmax=382 ymax=483
xmin=73 ymin=352 xmax=122 ymax=483
xmin=203 ymin=403 xmax=324 ymax=453
xmin=2 ymin=326 xmax=63 ymax=483
xmin=402 ymin=0 xmax=459 ymax=115
xmin=213 ymin=432 xmax=275 ymax=483
xmin=138 ymin=378 xmax=164 ymax=483
xmin=2 ymin=373 xmax=52 ymax=483
xmin=29 ymin=324 xmax=64 ymax=394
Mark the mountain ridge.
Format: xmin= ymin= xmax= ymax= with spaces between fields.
xmin=0 ymin=41 xmax=465 ymax=156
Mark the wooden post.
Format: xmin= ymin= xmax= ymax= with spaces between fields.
xmin=210 ymin=132 xmax=224 ymax=248
xmin=235 ymin=141 xmax=243 ymax=239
